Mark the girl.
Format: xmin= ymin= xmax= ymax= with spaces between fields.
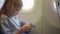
xmin=0 ymin=0 xmax=31 ymax=34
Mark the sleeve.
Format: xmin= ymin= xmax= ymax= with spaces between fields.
xmin=1 ymin=16 xmax=11 ymax=34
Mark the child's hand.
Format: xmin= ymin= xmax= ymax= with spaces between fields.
xmin=21 ymin=24 xmax=31 ymax=32
xmin=16 ymin=23 xmax=32 ymax=34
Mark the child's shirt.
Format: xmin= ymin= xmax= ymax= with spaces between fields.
xmin=1 ymin=15 xmax=21 ymax=34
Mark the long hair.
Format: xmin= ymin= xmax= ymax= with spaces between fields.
xmin=1 ymin=0 xmax=23 ymax=17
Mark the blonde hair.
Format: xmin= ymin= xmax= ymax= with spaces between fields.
xmin=1 ymin=0 xmax=23 ymax=17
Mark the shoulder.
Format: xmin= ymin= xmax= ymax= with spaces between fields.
xmin=1 ymin=15 xmax=18 ymax=20
xmin=1 ymin=15 xmax=7 ymax=21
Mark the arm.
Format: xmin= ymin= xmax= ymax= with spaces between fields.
xmin=1 ymin=15 xmax=11 ymax=34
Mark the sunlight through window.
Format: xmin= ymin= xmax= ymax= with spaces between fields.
xmin=53 ymin=1 xmax=56 ymax=9
xmin=22 ymin=0 xmax=34 ymax=10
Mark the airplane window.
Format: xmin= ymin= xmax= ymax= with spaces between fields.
xmin=53 ymin=1 xmax=56 ymax=9
xmin=22 ymin=0 xmax=34 ymax=10
xmin=0 ymin=0 xmax=5 ymax=9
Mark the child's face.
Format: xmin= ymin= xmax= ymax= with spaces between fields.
xmin=4 ymin=6 xmax=21 ymax=17
xmin=4 ymin=0 xmax=22 ymax=17
xmin=5 ymin=8 xmax=20 ymax=17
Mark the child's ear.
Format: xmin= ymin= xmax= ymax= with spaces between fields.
xmin=0 ymin=0 xmax=5 ymax=9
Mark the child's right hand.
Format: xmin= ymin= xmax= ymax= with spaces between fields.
xmin=21 ymin=24 xmax=31 ymax=32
